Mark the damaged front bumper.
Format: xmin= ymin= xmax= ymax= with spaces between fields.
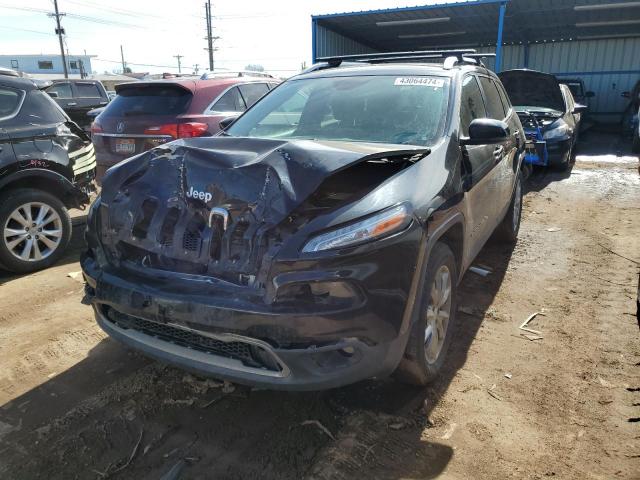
xmin=81 ymin=221 xmax=421 ymax=390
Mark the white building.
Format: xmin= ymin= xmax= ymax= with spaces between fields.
xmin=0 ymin=54 xmax=95 ymax=76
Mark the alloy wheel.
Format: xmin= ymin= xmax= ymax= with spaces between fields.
xmin=424 ymin=264 xmax=452 ymax=364
xmin=3 ymin=202 xmax=63 ymax=262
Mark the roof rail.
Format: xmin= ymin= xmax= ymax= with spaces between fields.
xmin=200 ymin=70 xmax=275 ymax=80
xmin=310 ymin=50 xmax=496 ymax=71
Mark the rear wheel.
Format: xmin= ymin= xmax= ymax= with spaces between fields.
xmin=395 ymin=242 xmax=458 ymax=386
xmin=0 ymin=189 xmax=72 ymax=273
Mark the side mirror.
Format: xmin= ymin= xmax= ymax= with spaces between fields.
xmin=573 ymin=104 xmax=588 ymax=114
xmin=461 ymin=118 xmax=510 ymax=145
xmin=47 ymin=91 xmax=59 ymax=98
xmin=585 ymin=91 xmax=595 ymax=98
xmin=219 ymin=116 xmax=237 ymax=130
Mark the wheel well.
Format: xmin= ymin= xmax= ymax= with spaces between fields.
xmin=437 ymin=222 xmax=464 ymax=279
xmin=1 ymin=176 xmax=73 ymax=208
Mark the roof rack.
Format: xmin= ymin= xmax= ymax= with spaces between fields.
xmin=200 ymin=70 xmax=275 ymax=80
xmin=309 ymin=49 xmax=496 ymax=72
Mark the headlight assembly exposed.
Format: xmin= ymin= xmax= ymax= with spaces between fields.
xmin=543 ymin=121 xmax=570 ymax=140
xmin=302 ymin=204 xmax=412 ymax=253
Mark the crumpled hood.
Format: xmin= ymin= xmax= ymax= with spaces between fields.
xmin=102 ymin=136 xmax=428 ymax=226
xmin=98 ymin=136 xmax=429 ymax=283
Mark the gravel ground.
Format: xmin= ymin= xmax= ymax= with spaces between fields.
xmin=0 ymin=130 xmax=638 ymax=480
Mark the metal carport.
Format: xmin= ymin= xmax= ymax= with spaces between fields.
xmin=311 ymin=0 xmax=640 ymax=122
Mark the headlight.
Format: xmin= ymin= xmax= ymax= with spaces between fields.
xmin=543 ymin=121 xmax=570 ymax=140
xmin=302 ymin=204 xmax=411 ymax=253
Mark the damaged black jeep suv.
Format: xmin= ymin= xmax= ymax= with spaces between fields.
xmin=82 ymin=50 xmax=525 ymax=390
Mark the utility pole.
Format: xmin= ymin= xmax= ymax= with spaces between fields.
xmin=48 ymin=0 xmax=68 ymax=79
xmin=205 ymin=1 xmax=214 ymax=71
xmin=120 ymin=45 xmax=126 ymax=73
xmin=174 ymin=54 xmax=183 ymax=73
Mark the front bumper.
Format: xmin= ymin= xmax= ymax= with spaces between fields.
xmin=545 ymin=137 xmax=572 ymax=165
xmin=81 ymin=224 xmax=422 ymax=390
xmin=94 ymin=304 xmax=408 ymax=390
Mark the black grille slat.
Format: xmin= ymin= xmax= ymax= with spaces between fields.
xmin=105 ymin=308 xmax=279 ymax=371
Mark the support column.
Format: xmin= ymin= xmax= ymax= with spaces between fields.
xmin=311 ymin=18 xmax=318 ymax=64
xmin=495 ymin=1 xmax=507 ymax=72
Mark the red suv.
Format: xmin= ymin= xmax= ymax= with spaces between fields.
xmin=91 ymin=76 xmax=279 ymax=180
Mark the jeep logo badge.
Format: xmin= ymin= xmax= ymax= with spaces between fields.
xmin=116 ymin=121 xmax=125 ymax=133
xmin=186 ymin=186 xmax=212 ymax=203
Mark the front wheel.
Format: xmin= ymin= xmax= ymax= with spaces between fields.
xmin=0 ymin=188 xmax=72 ymax=273
xmin=633 ymin=130 xmax=640 ymax=154
xmin=495 ymin=171 xmax=523 ymax=243
xmin=394 ymin=242 xmax=458 ymax=386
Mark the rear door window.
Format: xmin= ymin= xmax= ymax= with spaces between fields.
xmin=209 ymin=86 xmax=245 ymax=113
xmin=478 ymin=76 xmax=506 ymax=120
xmin=46 ymin=82 xmax=73 ymax=99
xmin=15 ymin=90 xmax=68 ymax=125
xmin=494 ymin=80 xmax=511 ymax=117
xmin=102 ymin=86 xmax=192 ymax=117
xmin=238 ymin=83 xmax=269 ymax=109
xmin=0 ymin=87 xmax=23 ymax=119
xmin=75 ymin=82 xmax=101 ymax=98
xmin=460 ymin=75 xmax=487 ymax=137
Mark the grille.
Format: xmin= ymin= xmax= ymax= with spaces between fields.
xmin=105 ymin=307 xmax=280 ymax=371
xmin=182 ymin=231 xmax=201 ymax=251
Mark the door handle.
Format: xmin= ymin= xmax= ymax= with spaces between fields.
xmin=67 ymin=102 xmax=77 ymax=106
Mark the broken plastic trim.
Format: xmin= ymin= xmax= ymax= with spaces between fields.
xmin=302 ymin=204 xmax=411 ymax=253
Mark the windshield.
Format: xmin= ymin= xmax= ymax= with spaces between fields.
xmin=227 ymin=75 xmax=450 ymax=146
xmin=103 ymin=85 xmax=192 ymax=117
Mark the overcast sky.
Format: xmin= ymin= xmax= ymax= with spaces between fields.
xmin=0 ymin=0 xmax=446 ymax=76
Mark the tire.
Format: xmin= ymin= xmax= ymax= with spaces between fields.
xmin=495 ymin=171 xmax=523 ymax=243
xmin=633 ymin=131 xmax=640 ymax=154
xmin=0 ymin=188 xmax=72 ymax=273
xmin=557 ymin=144 xmax=574 ymax=172
xmin=394 ymin=242 xmax=458 ymax=386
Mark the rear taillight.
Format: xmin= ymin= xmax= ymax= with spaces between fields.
xmin=143 ymin=123 xmax=208 ymax=139
xmin=90 ymin=122 xmax=103 ymax=134
xmin=178 ymin=122 xmax=208 ymax=138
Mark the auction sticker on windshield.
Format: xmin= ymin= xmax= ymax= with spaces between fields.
xmin=394 ymin=77 xmax=445 ymax=88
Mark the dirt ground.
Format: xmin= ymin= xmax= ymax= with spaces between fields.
xmin=0 ymin=130 xmax=638 ymax=480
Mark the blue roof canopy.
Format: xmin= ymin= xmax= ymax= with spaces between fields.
xmin=313 ymin=0 xmax=640 ymax=51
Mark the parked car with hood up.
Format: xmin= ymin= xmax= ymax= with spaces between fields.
xmin=81 ymin=50 xmax=525 ymax=390
xmin=499 ymin=69 xmax=586 ymax=171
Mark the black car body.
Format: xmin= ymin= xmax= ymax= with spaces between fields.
xmin=45 ymin=79 xmax=110 ymax=132
xmin=0 ymin=75 xmax=96 ymax=272
xmin=82 ymin=53 xmax=525 ymax=390
xmin=499 ymin=69 xmax=585 ymax=169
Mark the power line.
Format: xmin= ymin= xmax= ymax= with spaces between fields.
xmin=0 ymin=25 xmax=53 ymax=35
xmin=95 ymin=58 xmax=180 ymax=69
